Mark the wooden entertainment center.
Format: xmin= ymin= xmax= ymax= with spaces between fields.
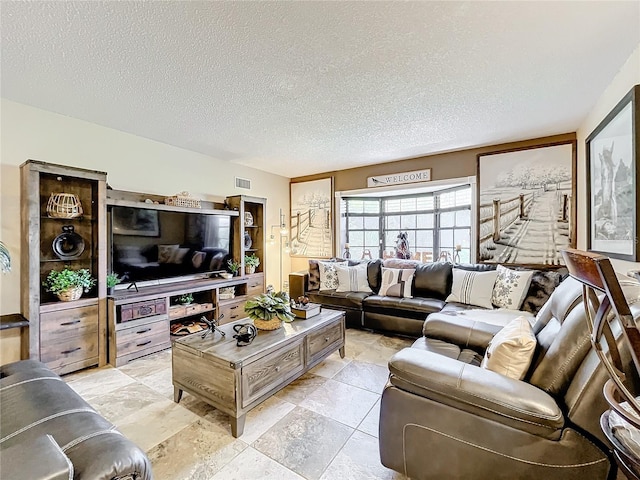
xmin=21 ymin=159 xmax=267 ymax=372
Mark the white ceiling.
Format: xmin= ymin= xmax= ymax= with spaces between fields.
xmin=2 ymin=1 xmax=639 ymax=178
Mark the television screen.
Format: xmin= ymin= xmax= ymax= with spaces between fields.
xmin=111 ymin=206 xmax=232 ymax=283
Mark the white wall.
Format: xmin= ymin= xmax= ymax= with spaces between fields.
xmin=576 ymin=43 xmax=640 ymax=274
xmin=0 ymin=99 xmax=292 ymax=317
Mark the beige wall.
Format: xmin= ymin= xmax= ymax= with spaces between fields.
xmin=0 ymin=99 xmax=291 ymax=362
xmin=290 ymin=133 xmax=576 ymax=272
xmin=576 ymin=43 xmax=640 ymax=274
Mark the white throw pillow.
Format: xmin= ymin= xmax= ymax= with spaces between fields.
xmin=170 ymin=247 xmax=190 ymax=264
xmin=481 ymin=316 xmax=537 ymax=380
xmin=335 ymin=263 xmax=372 ymax=293
xmin=379 ymin=267 xmax=415 ymax=298
xmin=158 ymin=244 xmax=179 ymax=263
xmin=446 ymin=268 xmax=498 ymax=309
xmin=491 ymin=265 xmax=534 ymax=310
xmin=318 ymin=260 xmax=348 ymax=291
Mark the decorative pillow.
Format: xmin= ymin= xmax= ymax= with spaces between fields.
xmin=158 ymin=245 xmax=179 ymax=263
xmin=318 ymin=260 xmax=348 ymax=291
xmin=446 ymin=268 xmax=498 ymax=309
xmin=379 ymin=267 xmax=415 ymax=298
xmin=491 ymin=265 xmax=534 ymax=310
xmin=335 ymin=263 xmax=372 ymax=293
xmin=191 ymin=251 xmax=206 ymax=269
xmin=308 ymin=259 xmax=321 ymax=291
xmin=520 ymin=270 xmax=564 ymax=315
xmin=170 ymin=247 xmax=190 ymax=264
xmin=481 ymin=316 xmax=537 ymax=380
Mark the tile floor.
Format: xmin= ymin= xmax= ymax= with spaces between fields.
xmin=64 ymin=328 xmax=412 ymax=480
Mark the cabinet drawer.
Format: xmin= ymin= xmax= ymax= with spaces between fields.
xmin=241 ymin=340 xmax=304 ymax=407
xmin=218 ymin=300 xmax=246 ymax=324
xmin=41 ymin=330 xmax=98 ymax=366
xmin=246 ymin=276 xmax=265 ymax=297
xmin=307 ymin=321 xmax=344 ymax=363
xmin=116 ymin=320 xmax=169 ymax=357
xmin=40 ymin=305 xmax=98 ymax=343
xmin=120 ymin=298 xmax=166 ymax=322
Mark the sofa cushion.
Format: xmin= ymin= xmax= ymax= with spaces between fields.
xmin=411 ymin=337 xmax=483 ymax=366
xmin=379 ymin=267 xmax=415 ymax=298
xmin=446 ymin=268 xmax=498 ymax=309
xmin=364 ymin=295 xmax=445 ymax=319
xmin=491 ymin=265 xmax=534 ymax=310
xmin=335 ymin=263 xmax=372 ymax=293
xmin=481 ymin=317 xmax=537 ymax=380
xmin=413 ymin=262 xmax=452 ymax=300
xmin=306 ymin=289 xmax=372 ymax=310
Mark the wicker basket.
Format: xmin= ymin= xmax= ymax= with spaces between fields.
xmin=57 ymin=286 xmax=83 ymax=302
xmin=252 ymin=317 xmax=283 ymax=331
xmin=165 ymin=191 xmax=201 ymax=209
xmin=46 ymin=193 xmax=84 ymax=218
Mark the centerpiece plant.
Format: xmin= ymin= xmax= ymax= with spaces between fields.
xmin=244 ymin=290 xmax=294 ymax=330
xmin=43 ymin=267 xmax=96 ymax=302
xmin=227 ymin=259 xmax=241 ymax=276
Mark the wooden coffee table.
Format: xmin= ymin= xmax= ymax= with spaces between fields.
xmin=171 ymin=308 xmax=345 ymax=437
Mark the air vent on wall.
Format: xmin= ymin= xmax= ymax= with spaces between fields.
xmin=235 ymin=177 xmax=251 ymax=190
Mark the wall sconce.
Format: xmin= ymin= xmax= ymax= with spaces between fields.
xmin=270 ymin=208 xmax=288 ymax=244
xmin=270 ymin=208 xmax=289 ymax=290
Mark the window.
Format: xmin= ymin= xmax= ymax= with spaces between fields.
xmin=341 ymin=185 xmax=471 ymax=262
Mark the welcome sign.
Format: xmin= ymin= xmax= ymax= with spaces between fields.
xmin=367 ymin=168 xmax=432 ymax=188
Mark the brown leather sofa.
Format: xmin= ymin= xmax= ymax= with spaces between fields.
xmin=379 ymin=274 xmax=640 ymax=479
xmin=289 ymin=259 xmax=563 ymax=336
xmin=0 ymin=359 xmax=152 ymax=480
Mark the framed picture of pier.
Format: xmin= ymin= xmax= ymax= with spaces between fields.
xmin=586 ymin=84 xmax=639 ymax=262
xmin=290 ymin=177 xmax=333 ymax=258
xmin=477 ymin=141 xmax=576 ymax=266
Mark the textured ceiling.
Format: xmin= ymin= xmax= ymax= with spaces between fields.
xmin=2 ymin=1 xmax=639 ymax=178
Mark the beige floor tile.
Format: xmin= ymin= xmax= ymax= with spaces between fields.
xmin=299 ymin=379 xmax=379 ymax=428
xmin=253 ymin=406 xmax=353 ymax=480
xmin=355 ymin=343 xmax=402 ymax=367
xmin=319 ymin=430 xmax=407 ymax=480
xmin=333 ymin=360 xmax=390 ymax=393
xmin=309 ymin=351 xmax=351 ymax=378
xmin=118 ymin=349 xmax=171 ymax=379
xmin=210 ymin=446 xmax=305 ymax=480
xmin=86 ymin=382 xmax=169 ymax=424
xmin=138 ymin=367 xmax=174 ymax=399
xmin=357 ymin=398 xmax=381 ymax=438
xmin=148 ymin=419 xmax=247 ymax=480
xmin=66 ymin=366 xmax=135 ymax=398
xmin=274 ymin=372 xmax=328 ymax=404
xmin=346 ymin=328 xmax=381 ymax=345
xmin=376 ymin=334 xmax=415 ymax=350
xmin=115 ymin=398 xmax=200 ymax=451
xmin=236 ymin=395 xmax=297 ymax=444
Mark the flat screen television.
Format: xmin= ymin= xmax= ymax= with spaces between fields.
xmin=111 ymin=206 xmax=232 ymax=284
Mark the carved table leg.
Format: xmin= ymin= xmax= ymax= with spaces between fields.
xmin=173 ymin=387 xmax=183 ymax=403
xmin=231 ymin=414 xmax=246 ymax=438
xmin=339 ymin=345 xmax=345 ymax=359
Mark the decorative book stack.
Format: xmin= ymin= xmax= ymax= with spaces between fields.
xmin=291 ymin=303 xmax=321 ymax=319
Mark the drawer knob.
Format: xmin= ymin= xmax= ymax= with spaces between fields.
xmin=60 ymin=320 xmax=81 ymax=326
xmin=324 ymin=337 xmax=330 ymax=342
xmin=275 ymin=366 xmax=280 ymax=372
xmin=61 ymin=347 xmax=81 ymax=355
xmin=230 ymin=306 xmax=238 ymax=310
xmin=137 ymin=340 xmax=152 ymax=347
xmin=136 ymin=328 xmax=152 ymax=334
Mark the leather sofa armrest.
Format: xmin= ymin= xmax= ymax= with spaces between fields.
xmin=0 ymin=434 xmax=72 ymax=480
xmin=289 ymin=271 xmax=310 ymax=300
xmin=423 ymin=313 xmax=502 ymax=351
xmin=388 ymin=348 xmax=564 ymax=439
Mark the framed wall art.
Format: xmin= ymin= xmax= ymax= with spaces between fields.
xmin=586 ymin=84 xmax=639 ymax=261
xmin=477 ymin=141 xmax=576 ymax=266
xmin=290 ymin=177 xmax=333 ymax=258
xmin=112 ymin=207 xmax=160 ymax=237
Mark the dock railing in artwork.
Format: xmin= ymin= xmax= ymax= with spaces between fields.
xmin=479 ymin=192 xmax=535 ymax=243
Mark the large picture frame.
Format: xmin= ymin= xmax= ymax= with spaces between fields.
xmin=112 ymin=207 xmax=160 ymax=237
xmin=586 ymin=84 xmax=639 ymax=262
xmin=290 ymin=177 xmax=333 ymax=258
xmin=477 ymin=141 xmax=576 ymax=267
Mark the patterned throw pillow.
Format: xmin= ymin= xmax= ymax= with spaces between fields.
xmin=379 ymin=267 xmax=415 ymax=298
xmin=318 ymin=260 xmax=348 ymax=291
xmin=158 ymin=245 xmax=178 ymax=263
xmin=491 ymin=265 xmax=534 ymax=310
xmin=335 ymin=263 xmax=372 ymax=293
xmin=446 ymin=268 xmax=498 ymax=309
xmin=520 ymin=270 xmax=563 ymax=315
xmin=308 ymin=260 xmax=321 ymax=291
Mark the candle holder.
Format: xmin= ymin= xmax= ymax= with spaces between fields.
xmin=343 ymin=244 xmax=351 ymax=259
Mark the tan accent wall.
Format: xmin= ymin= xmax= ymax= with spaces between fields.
xmin=290 ymin=132 xmax=576 ymax=273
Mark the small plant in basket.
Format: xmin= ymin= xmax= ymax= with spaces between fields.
xmin=227 ymin=259 xmax=241 ymax=276
xmin=244 ymin=254 xmax=260 ymax=274
xmin=245 ymin=291 xmax=294 ymax=330
xmin=43 ymin=267 xmax=96 ymax=302
xmin=178 ymin=293 xmax=194 ymax=305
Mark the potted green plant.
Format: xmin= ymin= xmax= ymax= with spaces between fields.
xmin=227 ymin=259 xmax=241 ymax=276
xmin=43 ymin=267 xmax=96 ymax=302
xmin=106 ymin=272 xmax=120 ymax=295
xmin=178 ymin=293 xmax=194 ymax=305
xmin=244 ymin=254 xmax=260 ymax=274
xmin=244 ymin=291 xmax=294 ymax=330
